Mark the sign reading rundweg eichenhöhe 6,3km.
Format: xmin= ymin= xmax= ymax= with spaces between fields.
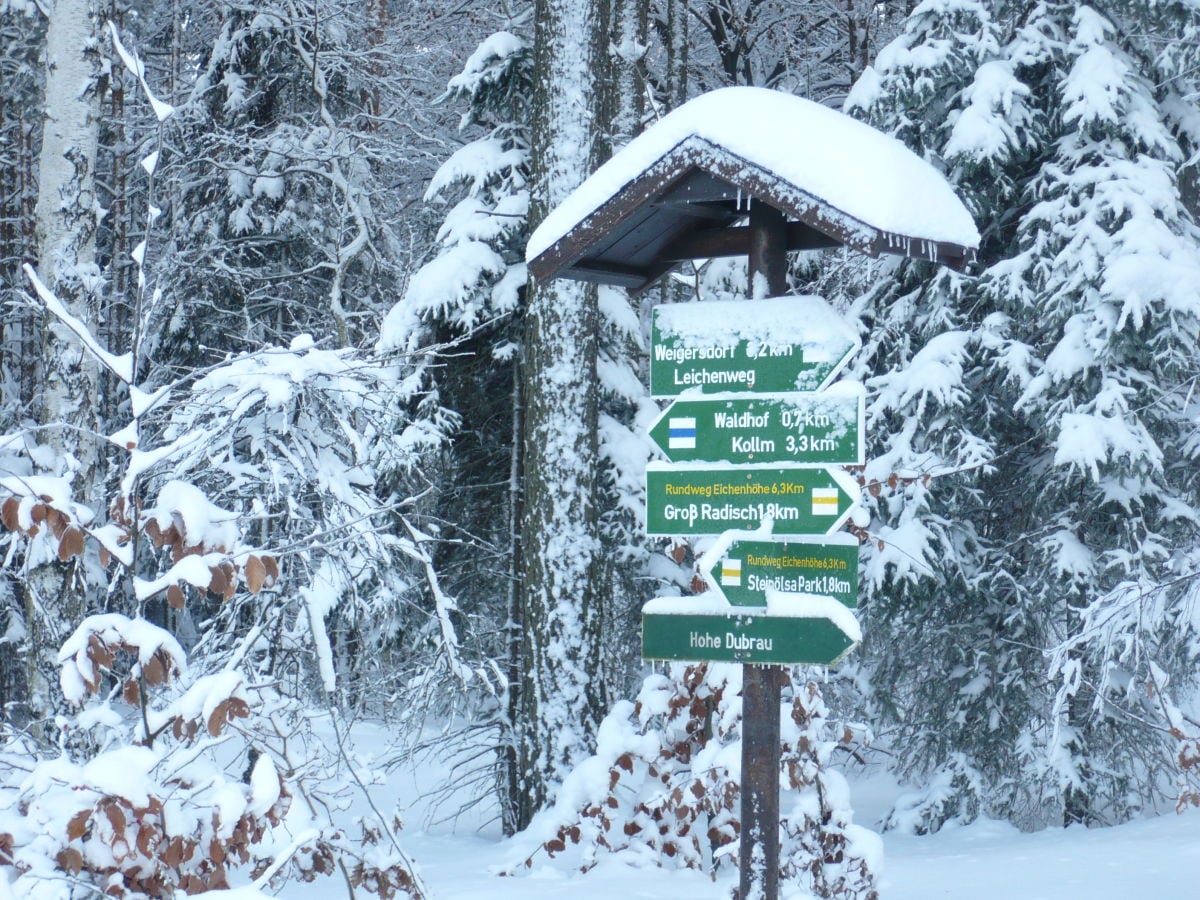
xmin=649 ymin=295 xmax=861 ymax=398
xmin=644 ymin=463 xmax=859 ymax=537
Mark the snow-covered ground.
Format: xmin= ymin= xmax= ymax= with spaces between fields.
xmin=358 ymin=723 xmax=1200 ymax=900
xmin=398 ymin=812 xmax=1200 ymax=900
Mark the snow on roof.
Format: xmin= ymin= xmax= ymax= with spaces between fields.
xmin=527 ymin=86 xmax=980 ymax=263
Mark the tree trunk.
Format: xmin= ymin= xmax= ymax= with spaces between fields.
xmin=512 ymin=0 xmax=607 ymax=831
xmin=26 ymin=0 xmax=104 ymax=729
xmin=607 ymin=0 xmax=650 ymax=150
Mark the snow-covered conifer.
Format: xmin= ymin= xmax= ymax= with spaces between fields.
xmin=844 ymin=0 xmax=1200 ymax=828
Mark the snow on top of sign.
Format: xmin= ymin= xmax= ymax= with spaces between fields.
xmin=765 ymin=590 xmax=861 ymax=642
xmin=526 ymin=86 xmax=980 ymax=262
xmin=653 ymin=294 xmax=861 ymax=358
xmin=642 ymin=591 xmax=861 ymax=639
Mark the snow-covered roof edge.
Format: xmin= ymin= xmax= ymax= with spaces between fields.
xmin=527 ymin=86 xmax=980 ymax=279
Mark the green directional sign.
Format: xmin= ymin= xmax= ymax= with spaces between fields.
xmin=642 ymin=604 xmax=858 ymax=666
xmin=703 ymin=534 xmax=859 ymax=608
xmin=649 ymin=295 xmax=860 ymax=398
xmin=645 ymin=463 xmax=858 ymax=537
xmin=648 ymin=387 xmax=863 ymax=466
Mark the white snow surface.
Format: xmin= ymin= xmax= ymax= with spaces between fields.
xmin=526 ymin=86 xmax=980 ymax=262
xmin=258 ymin=719 xmax=1200 ymax=900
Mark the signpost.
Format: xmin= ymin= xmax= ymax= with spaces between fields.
xmin=646 ymin=386 xmax=863 ymax=466
xmin=649 ymin=295 xmax=860 ymax=398
xmin=524 ymin=82 xmax=978 ymax=900
xmin=645 ymin=464 xmax=859 ymax=537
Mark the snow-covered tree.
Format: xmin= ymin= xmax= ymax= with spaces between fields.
xmin=846 ymin=0 xmax=1200 ymax=829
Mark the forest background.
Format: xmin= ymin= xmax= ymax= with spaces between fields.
xmin=1 ymin=0 xmax=1199 ymax=898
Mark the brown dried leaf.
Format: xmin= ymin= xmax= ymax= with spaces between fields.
xmin=140 ymin=653 xmax=163 ymax=687
xmin=162 ymin=837 xmax=184 ymax=869
xmin=244 ymin=556 xmax=266 ymax=594
xmin=144 ymin=519 xmax=163 ymax=547
xmin=48 ymin=509 xmax=68 ymax=540
xmin=226 ymin=697 xmax=250 ymax=721
xmin=670 ymin=542 xmax=687 ymax=564
xmin=167 ymin=584 xmax=185 ymax=610
xmin=221 ymin=563 xmax=236 ymax=601
xmin=1 ymin=497 xmax=18 ymax=532
xmin=88 ymin=634 xmax=115 ymax=670
xmin=545 ymin=838 xmax=565 ymax=856
xmin=207 ymin=700 xmax=231 ymax=737
xmin=30 ymin=503 xmax=48 ymax=524
xmin=616 ymin=752 xmax=634 ymax=773
xmin=103 ymin=801 xmax=126 ymax=836
xmin=122 ymin=678 xmax=140 ymax=706
xmin=56 ymin=846 xmax=85 ymax=874
xmin=136 ymin=824 xmax=155 ymax=857
xmin=99 ymin=545 xmax=111 ymax=569
xmin=262 ymin=555 xmax=279 ymax=586
xmin=867 ymin=480 xmax=882 ymax=497
xmin=208 ymin=566 xmax=227 ymax=597
xmin=59 ymin=526 xmax=85 ymax=560
xmin=67 ymin=809 xmax=90 ymax=841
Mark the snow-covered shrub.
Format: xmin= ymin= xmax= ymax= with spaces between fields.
xmin=510 ymin=665 xmax=879 ymax=899
xmin=0 ymin=613 xmax=425 ymax=898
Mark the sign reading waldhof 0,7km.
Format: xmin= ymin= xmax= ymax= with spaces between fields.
xmin=650 ymin=295 xmax=861 ymax=398
xmin=645 ymin=463 xmax=859 ymax=536
xmin=647 ymin=384 xmax=863 ymax=466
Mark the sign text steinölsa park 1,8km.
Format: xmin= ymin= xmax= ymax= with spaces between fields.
xmin=704 ymin=533 xmax=860 ymax=608
xmin=649 ymin=295 xmax=861 ymax=398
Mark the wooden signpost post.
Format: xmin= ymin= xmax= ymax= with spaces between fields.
xmin=524 ymin=85 xmax=978 ymax=900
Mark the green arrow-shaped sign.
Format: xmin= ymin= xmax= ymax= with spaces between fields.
xmin=701 ymin=533 xmax=859 ymax=608
xmin=648 ymin=385 xmax=863 ymax=466
xmin=649 ymin=295 xmax=860 ymax=398
xmin=645 ymin=463 xmax=859 ymax=537
xmin=641 ymin=594 xmax=860 ymax=666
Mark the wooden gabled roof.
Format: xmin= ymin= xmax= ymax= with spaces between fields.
xmin=527 ymin=136 xmax=977 ymax=293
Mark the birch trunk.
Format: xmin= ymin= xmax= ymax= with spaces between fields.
xmin=26 ymin=0 xmax=103 ymax=726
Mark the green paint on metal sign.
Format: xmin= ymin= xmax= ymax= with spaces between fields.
xmin=642 ymin=609 xmax=857 ymax=665
xmin=704 ymin=534 xmax=860 ymax=608
xmin=647 ymin=387 xmax=863 ymax=466
xmin=645 ymin=464 xmax=859 ymax=537
xmin=649 ymin=296 xmax=860 ymax=398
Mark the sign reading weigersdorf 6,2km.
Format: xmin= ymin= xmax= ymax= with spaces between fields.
xmin=645 ymin=463 xmax=859 ymax=537
xmin=650 ymin=295 xmax=861 ymax=397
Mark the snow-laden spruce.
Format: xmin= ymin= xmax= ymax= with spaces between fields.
xmin=845 ymin=0 xmax=1200 ymax=830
